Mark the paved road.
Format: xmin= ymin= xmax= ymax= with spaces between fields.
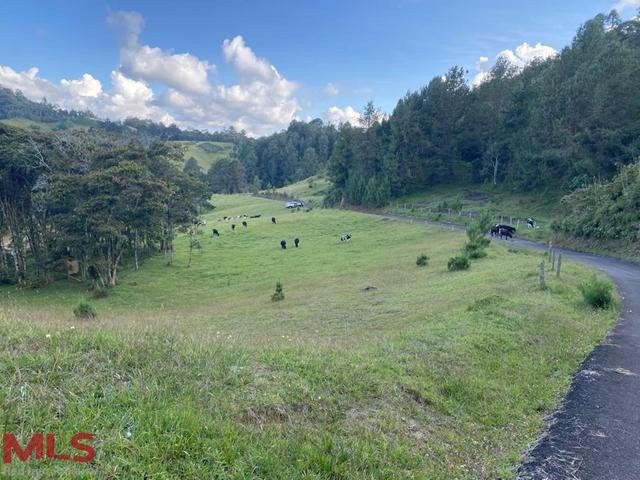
xmin=377 ymin=212 xmax=640 ymax=480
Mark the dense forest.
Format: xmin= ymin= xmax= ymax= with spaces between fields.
xmin=0 ymin=124 xmax=212 ymax=287
xmin=325 ymin=12 xmax=640 ymax=207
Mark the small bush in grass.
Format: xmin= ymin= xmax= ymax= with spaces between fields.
xmin=578 ymin=276 xmax=613 ymax=309
xmin=464 ymin=241 xmax=489 ymax=259
xmin=73 ymin=300 xmax=96 ymax=319
xmin=271 ymin=282 xmax=285 ymax=302
xmin=448 ymin=255 xmax=470 ymax=271
xmin=416 ymin=254 xmax=429 ymax=267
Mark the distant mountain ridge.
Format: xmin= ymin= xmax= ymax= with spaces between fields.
xmin=0 ymin=86 xmax=244 ymax=144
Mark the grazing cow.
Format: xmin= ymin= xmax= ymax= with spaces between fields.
xmin=294 ymin=238 xmax=300 ymax=248
xmin=527 ymin=217 xmax=535 ymax=229
xmin=212 ymin=228 xmax=220 ymax=237
xmin=223 ymin=216 xmax=228 ymax=220
xmin=250 ymin=214 xmax=261 ymax=218
xmin=280 ymin=240 xmax=287 ymax=249
xmin=492 ymin=224 xmax=515 ymax=237
xmin=272 ymin=217 xmax=277 ymax=224
xmin=231 ymin=224 xmax=236 ymax=231
xmin=242 ymin=221 xmax=247 ymax=228
xmin=498 ymin=227 xmax=513 ymax=240
xmin=340 ymin=233 xmax=352 ymax=242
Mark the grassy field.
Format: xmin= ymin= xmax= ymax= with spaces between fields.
xmin=0 ymin=195 xmax=617 ymax=479
xmin=171 ymin=140 xmax=234 ymax=170
xmin=272 ymin=175 xmax=331 ymax=207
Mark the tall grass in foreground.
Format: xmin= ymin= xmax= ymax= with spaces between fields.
xmin=0 ymin=194 xmax=618 ymax=479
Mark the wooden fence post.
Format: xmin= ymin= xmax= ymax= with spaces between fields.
xmin=551 ymin=249 xmax=556 ymax=270
xmin=556 ymin=254 xmax=562 ymax=278
xmin=539 ymin=261 xmax=545 ymax=289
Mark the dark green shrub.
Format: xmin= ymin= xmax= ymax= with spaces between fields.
xmin=448 ymin=255 xmax=470 ymax=271
xmin=578 ymin=277 xmax=613 ymax=309
xmin=463 ymin=241 xmax=489 ymax=259
xmin=416 ymin=254 xmax=429 ymax=267
xmin=73 ymin=301 xmax=96 ymax=319
xmin=271 ymin=282 xmax=285 ymax=302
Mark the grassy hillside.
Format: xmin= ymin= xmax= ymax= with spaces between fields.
xmin=0 ymin=118 xmax=60 ymax=131
xmin=171 ymin=140 xmax=234 ymax=170
xmin=383 ymin=184 xmax=640 ymax=262
xmin=384 ymin=184 xmax=561 ymax=243
xmin=272 ymin=175 xmax=331 ymax=206
xmin=0 ymin=195 xmax=616 ymax=479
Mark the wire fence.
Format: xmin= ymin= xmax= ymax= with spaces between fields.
xmin=390 ymin=202 xmax=539 ymax=229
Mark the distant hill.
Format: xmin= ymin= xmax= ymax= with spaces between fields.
xmin=170 ymin=140 xmax=234 ymax=170
xmin=0 ymin=86 xmax=245 ymax=144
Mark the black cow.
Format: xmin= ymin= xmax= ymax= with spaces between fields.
xmin=212 ymin=228 xmax=219 ymax=237
xmin=340 ymin=233 xmax=352 ymax=242
xmin=280 ymin=240 xmax=287 ymax=249
xmin=491 ymin=224 xmax=515 ymax=237
xmin=272 ymin=217 xmax=277 ymax=224
xmin=231 ymin=224 xmax=236 ymax=230
xmin=242 ymin=221 xmax=247 ymax=228
xmin=498 ymin=227 xmax=513 ymax=240
xmin=294 ymin=238 xmax=300 ymax=248
xmin=250 ymin=214 xmax=261 ymax=218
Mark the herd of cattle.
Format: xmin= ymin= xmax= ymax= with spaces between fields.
xmin=490 ymin=218 xmax=535 ymax=239
xmin=209 ymin=212 xmax=352 ymax=249
xmin=207 ymin=212 xmax=534 ymax=249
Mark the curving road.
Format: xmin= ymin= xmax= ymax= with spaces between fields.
xmin=376 ymin=212 xmax=640 ymax=480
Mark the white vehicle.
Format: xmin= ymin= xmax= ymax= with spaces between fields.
xmin=285 ymin=201 xmax=304 ymax=208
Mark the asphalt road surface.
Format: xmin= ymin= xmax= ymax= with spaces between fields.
xmin=379 ymin=212 xmax=640 ymax=480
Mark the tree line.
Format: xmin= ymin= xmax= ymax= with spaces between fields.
xmin=198 ymin=119 xmax=338 ymax=193
xmin=325 ymin=12 xmax=640 ymax=207
xmin=0 ymin=125 xmax=212 ymax=288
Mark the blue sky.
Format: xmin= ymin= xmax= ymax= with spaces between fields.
xmin=0 ymin=0 xmax=637 ymax=135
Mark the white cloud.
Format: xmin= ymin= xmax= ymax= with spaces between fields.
xmin=471 ymin=42 xmax=557 ymax=87
xmin=498 ymin=42 xmax=557 ymax=68
xmin=614 ymin=0 xmax=640 ymax=12
xmin=0 ymin=11 xmax=303 ymax=136
xmin=324 ymin=105 xmax=361 ymax=126
xmin=60 ymin=74 xmax=102 ymax=98
xmin=107 ymin=10 xmax=213 ymax=95
xmin=0 ymin=66 xmax=105 ymax=111
xmin=323 ymin=82 xmax=339 ymax=96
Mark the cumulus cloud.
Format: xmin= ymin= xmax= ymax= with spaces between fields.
xmin=324 ymin=105 xmax=361 ymax=126
xmin=323 ymin=82 xmax=339 ymax=96
xmin=472 ymin=42 xmax=557 ymax=87
xmin=107 ymin=10 xmax=213 ymax=95
xmin=498 ymin=42 xmax=557 ymax=68
xmin=0 ymin=66 xmax=105 ymax=111
xmin=0 ymin=10 xmax=302 ymax=136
